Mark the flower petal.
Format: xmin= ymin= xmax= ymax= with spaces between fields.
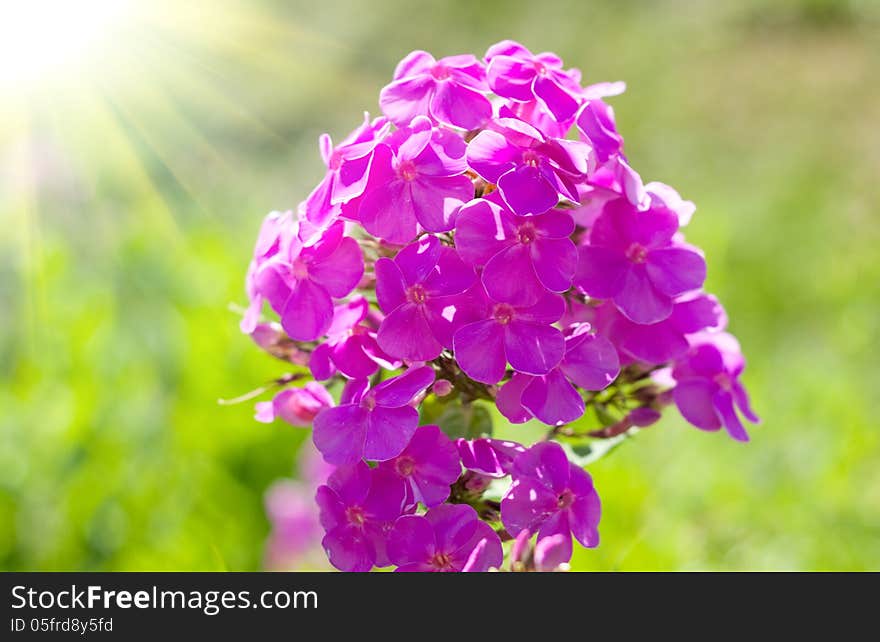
xmin=379 ymin=75 xmax=436 ymax=127
xmin=430 ymin=79 xmax=492 ymax=130
xmin=521 ymin=369 xmax=585 ymax=425
xmin=574 ymin=245 xmax=628 ymax=299
xmin=410 ymin=175 xmax=473 ymax=233
xmin=359 ymin=179 xmax=419 ymax=244
xmin=560 ymin=332 xmax=620 ymax=390
xmin=312 ymin=405 xmax=369 ymax=465
xmin=281 ymin=279 xmax=334 ymax=341
xmin=377 ymin=303 xmax=443 ymax=361
xmin=504 ymin=321 xmax=564 ymax=375
xmin=673 ymin=379 xmax=722 ymax=431
xmin=308 ymin=236 xmax=364 ymax=298
xmin=453 ymin=319 xmax=507 ymax=384
xmin=645 ymin=247 xmax=707 ymax=297
xmin=495 ymin=373 xmax=534 ymax=424
xmin=531 ymin=237 xmax=577 ymax=293
xmin=466 ymin=129 xmax=519 ymax=184
xmin=614 ymin=265 xmax=673 ymax=324
xmin=387 ymin=515 xmax=436 ymax=566
xmin=364 ymin=405 xmax=420 ymax=461
xmin=373 ymin=366 xmax=436 ymax=407
xmin=482 ymin=243 xmax=546 ymax=306
xmin=454 ymin=198 xmax=515 ymax=266
xmin=497 ymin=164 xmax=559 ymax=216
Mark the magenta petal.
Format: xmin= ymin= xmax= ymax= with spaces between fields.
xmin=531 ymin=237 xmax=577 ymax=293
xmin=387 ymin=515 xmax=436 ymax=566
xmin=497 ymin=165 xmax=559 ymax=216
xmin=393 ymin=50 xmax=435 ymax=79
xmin=308 ymin=236 xmax=364 ymax=298
xmin=405 ymin=425 xmax=460 ymax=507
xmin=375 ymin=257 xmax=407 ymax=313
xmin=333 ymin=152 xmax=374 ymax=204
xmin=363 ymin=467 xmax=407 ymax=521
xmin=410 ymin=175 xmax=473 ymax=233
xmin=534 ymin=534 xmax=572 ymax=571
xmin=322 ymin=525 xmax=375 ymax=572
xmin=394 ymin=234 xmax=441 ymax=285
xmin=466 ymin=129 xmax=519 ymax=183
xmin=713 ymin=390 xmax=750 ymax=442
xmin=495 ymin=373 xmax=534 ymax=424
xmin=359 ymin=179 xmax=419 ymax=244
xmin=504 ymin=321 xmax=564 ymax=375
xmin=423 ymin=246 xmax=475 ymax=296
xmin=568 ymin=480 xmax=601 ymax=547
xmin=303 ymin=174 xmax=335 ymax=227
xmin=574 ymin=245 xmax=629 ymax=299
xmin=430 ymin=80 xmax=492 ymax=130
xmin=486 ymin=55 xmax=536 ymax=101
xmin=534 ymin=208 xmax=576 ymax=238
xmin=516 ymin=291 xmax=566 ymax=324
xmin=521 ymin=369 xmax=585 ymax=425
xmin=426 ymin=504 xmax=479 ymax=553
xmin=533 ymin=74 xmax=580 ymax=122
xmin=377 ymin=303 xmax=443 ymax=361
xmin=614 ymin=265 xmax=674 ymax=324
xmin=561 ymin=333 xmax=620 ymax=390
xmin=501 ymin=478 xmax=557 ymax=535
xmin=364 ymin=405 xmax=419 ymax=461
xmin=645 ymin=247 xmax=707 ymax=297
xmin=312 ymin=405 xmax=369 ymax=465
xmin=452 ymin=521 xmax=502 ymax=572
xmin=514 ymin=441 xmax=571 ymax=493
xmin=672 ymin=293 xmax=727 ymax=334
xmin=281 ymin=279 xmax=334 ymax=341
xmin=619 ymin=320 xmax=688 ymax=364
xmin=453 ymin=319 xmax=507 ymax=384
xmin=733 ymin=381 xmax=760 ymax=424
xmin=454 ymin=198 xmax=514 ymax=266
xmin=536 ymin=512 xmax=573 ymax=562
xmin=373 ymin=366 xmax=435 ymax=407
xmin=379 ymin=75 xmax=435 ymax=127
xmin=673 ymin=380 xmax=722 ymax=431
xmin=255 ymin=262 xmax=291 ymax=314
xmin=331 ymin=336 xmax=381 ymax=379
xmin=482 ymin=243 xmax=545 ymax=306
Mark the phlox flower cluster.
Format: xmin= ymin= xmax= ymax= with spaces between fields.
xmin=240 ymin=41 xmax=759 ymax=572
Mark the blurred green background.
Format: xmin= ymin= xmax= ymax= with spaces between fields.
xmin=1 ymin=0 xmax=878 ymax=571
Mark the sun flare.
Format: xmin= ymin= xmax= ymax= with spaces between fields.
xmin=0 ymin=0 xmax=134 ymax=88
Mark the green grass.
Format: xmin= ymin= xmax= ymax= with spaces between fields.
xmin=1 ymin=0 xmax=878 ymax=570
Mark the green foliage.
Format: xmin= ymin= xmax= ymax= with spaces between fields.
xmin=1 ymin=0 xmax=879 ymax=570
xmin=421 ymin=397 xmax=494 ymax=441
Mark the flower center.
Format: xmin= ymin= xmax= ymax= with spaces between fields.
xmin=362 ymin=391 xmax=377 ymax=411
xmin=292 ymin=258 xmax=310 ymax=279
xmin=516 ymin=222 xmax=538 ymax=244
xmin=430 ymin=551 xmax=454 ymax=570
xmin=398 ymin=159 xmax=419 ymax=182
xmin=395 ymin=456 xmax=416 ymax=477
xmin=533 ymin=60 xmax=548 ymax=76
xmin=625 ymin=242 xmax=648 ymax=264
xmin=492 ymin=303 xmax=516 ymax=325
xmin=522 ymin=150 xmax=541 ymax=168
xmin=430 ymin=64 xmax=452 ymax=81
xmin=557 ymin=489 xmax=575 ymax=510
xmin=714 ymin=372 xmax=733 ymax=391
xmin=345 ymin=506 xmax=366 ymax=527
xmin=406 ymin=283 xmax=428 ymax=305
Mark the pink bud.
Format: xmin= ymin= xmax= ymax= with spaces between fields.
xmin=432 ymin=379 xmax=454 ymax=397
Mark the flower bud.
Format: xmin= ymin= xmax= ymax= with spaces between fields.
xmin=432 ymin=379 xmax=454 ymax=397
